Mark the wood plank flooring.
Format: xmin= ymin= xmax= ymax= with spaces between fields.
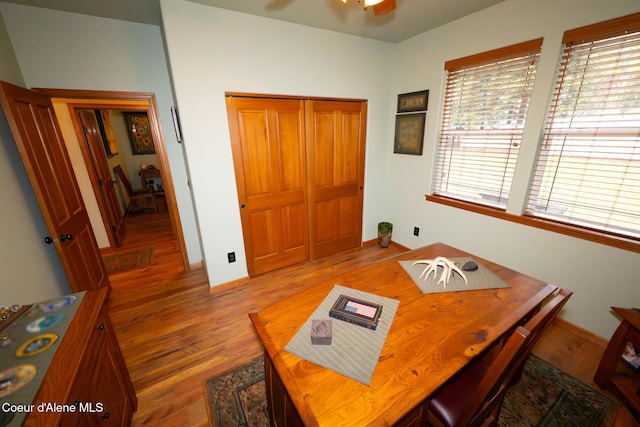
xmin=104 ymin=202 xmax=636 ymax=426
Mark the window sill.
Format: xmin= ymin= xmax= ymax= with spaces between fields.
xmin=425 ymin=194 xmax=640 ymax=254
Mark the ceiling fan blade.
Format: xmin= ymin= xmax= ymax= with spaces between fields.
xmin=373 ymin=0 xmax=396 ymax=16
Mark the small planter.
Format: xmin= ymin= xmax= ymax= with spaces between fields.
xmin=378 ymin=222 xmax=393 ymax=248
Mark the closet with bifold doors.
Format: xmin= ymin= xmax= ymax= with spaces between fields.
xmin=226 ymin=95 xmax=367 ymax=276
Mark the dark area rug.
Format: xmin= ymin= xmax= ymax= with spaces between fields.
xmin=205 ymin=354 xmax=618 ymax=427
xmin=206 ymin=358 xmax=269 ymax=427
xmin=102 ymin=248 xmax=152 ymax=274
xmin=500 ymin=354 xmax=618 ymax=426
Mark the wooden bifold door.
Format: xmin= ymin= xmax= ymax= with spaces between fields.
xmin=226 ymin=96 xmax=367 ymax=276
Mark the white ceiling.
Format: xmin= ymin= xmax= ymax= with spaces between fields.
xmin=1 ymin=0 xmax=505 ymax=43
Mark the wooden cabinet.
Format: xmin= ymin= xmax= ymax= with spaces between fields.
xmin=226 ymin=96 xmax=367 ymax=276
xmin=304 ymin=100 xmax=367 ymax=261
xmin=226 ymin=98 xmax=309 ymax=276
xmin=594 ymin=307 xmax=640 ymax=421
xmin=139 ymin=168 xmax=163 ymax=195
xmin=21 ymin=288 xmax=137 ymax=426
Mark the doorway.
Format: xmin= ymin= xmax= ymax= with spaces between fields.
xmin=74 ymin=107 xmax=166 ymax=250
xmin=76 ymin=108 xmax=127 ymax=248
xmin=35 ymin=88 xmax=190 ymax=270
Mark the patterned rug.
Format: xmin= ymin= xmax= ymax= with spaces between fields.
xmin=205 ymin=354 xmax=618 ymax=427
xmin=102 ymin=248 xmax=153 ymax=274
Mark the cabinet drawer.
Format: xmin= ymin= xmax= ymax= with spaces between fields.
xmin=88 ymin=323 xmax=133 ymax=425
xmin=59 ymin=313 xmax=108 ymax=426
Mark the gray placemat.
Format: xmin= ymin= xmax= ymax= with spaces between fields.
xmin=285 ymin=285 xmax=399 ymax=386
xmin=399 ymin=257 xmax=510 ymax=293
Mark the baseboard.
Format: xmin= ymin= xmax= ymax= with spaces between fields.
xmin=99 ymin=246 xmax=115 ymax=256
xmin=189 ymin=261 xmax=204 ymax=272
xmin=210 ymin=276 xmax=250 ymax=295
xmin=553 ymin=316 xmax=608 ymax=349
xmin=362 ymin=238 xmax=411 ymax=252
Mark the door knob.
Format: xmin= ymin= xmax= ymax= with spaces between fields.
xmin=59 ymin=233 xmax=73 ymax=242
xmin=44 ymin=233 xmax=72 ymax=244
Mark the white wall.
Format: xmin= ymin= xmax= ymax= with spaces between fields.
xmin=0 ymin=11 xmax=21 ymax=87
xmin=160 ymin=0 xmax=394 ymax=285
xmin=0 ymin=2 xmax=202 ymax=264
xmin=386 ymin=0 xmax=640 ymax=338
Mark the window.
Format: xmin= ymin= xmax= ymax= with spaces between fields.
xmin=434 ymin=39 xmax=542 ymax=208
xmin=527 ymin=14 xmax=640 ymax=240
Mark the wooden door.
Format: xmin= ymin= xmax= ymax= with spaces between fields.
xmin=305 ymin=100 xmax=366 ymax=259
xmin=0 ymin=81 xmax=110 ymax=293
xmin=77 ymin=109 xmax=126 ymax=247
xmin=227 ymin=97 xmax=309 ymax=276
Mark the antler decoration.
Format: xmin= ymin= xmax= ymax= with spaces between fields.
xmin=412 ymin=256 xmax=468 ymax=288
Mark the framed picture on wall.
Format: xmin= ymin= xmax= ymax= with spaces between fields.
xmin=394 ymin=113 xmax=426 ymax=155
xmin=123 ymin=112 xmax=156 ymax=155
xmin=397 ymin=90 xmax=429 ymax=113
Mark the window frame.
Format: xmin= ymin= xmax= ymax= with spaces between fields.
xmin=427 ymin=13 xmax=640 ymax=254
xmin=425 ymin=194 xmax=639 ymax=252
xmin=526 ymin=13 xmax=640 ymax=246
xmin=432 ymin=38 xmax=543 ymax=209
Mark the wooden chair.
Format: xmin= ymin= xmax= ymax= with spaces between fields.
xmin=425 ymin=287 xmax=573 ymax=427
xmin=512 ymin=288 xmax=574 ymax=380
xmin=113 ymin=165 xmax=156 ymax=214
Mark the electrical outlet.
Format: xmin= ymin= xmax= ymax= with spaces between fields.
xmin=413 ymin=227 xmax=420 ymax=236
xmin=227 ymin=252 xmax=236 ymax=263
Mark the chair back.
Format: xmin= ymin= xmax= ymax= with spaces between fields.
xmin=459 ymin=326 xmax=529 ymax=426
xmin=514 ymin=288 xmax=573 ymax=370
xmin=114 ymin=165 xmax=134 ymax=196
xmin=428 ymin=287 xmax=573 ymax=427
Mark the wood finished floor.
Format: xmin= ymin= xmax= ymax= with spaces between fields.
xmin=104 ymin=202 xmax=636 ymax=426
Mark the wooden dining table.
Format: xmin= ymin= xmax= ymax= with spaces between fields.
xmin=249 ymin=242 xmax=556 ymax=427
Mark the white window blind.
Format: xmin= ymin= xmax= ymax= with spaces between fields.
xmin=434 ymin=39 xmax=542 ymax=208
xmin=527 ymin=15 xmax=640 ymax=240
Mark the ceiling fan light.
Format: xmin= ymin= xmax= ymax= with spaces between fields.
xmin=373 ymin=0 xmax=395 ymax=15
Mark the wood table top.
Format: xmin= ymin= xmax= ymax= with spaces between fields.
xmin=612 ymin=307 xmax=640 ymax=330
xmin=249 ymin=242 xmax=556 ymax=426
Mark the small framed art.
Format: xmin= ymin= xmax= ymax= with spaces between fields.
xmin=397 ymin=90 xmax=429 ymax=113
xmin=394 ymin=113 xmax=426 ymax=155
xmin=622 ymin=341 xmax=640 ymax=371
xmin=123 ymin=112 xmax=156 ymax=155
